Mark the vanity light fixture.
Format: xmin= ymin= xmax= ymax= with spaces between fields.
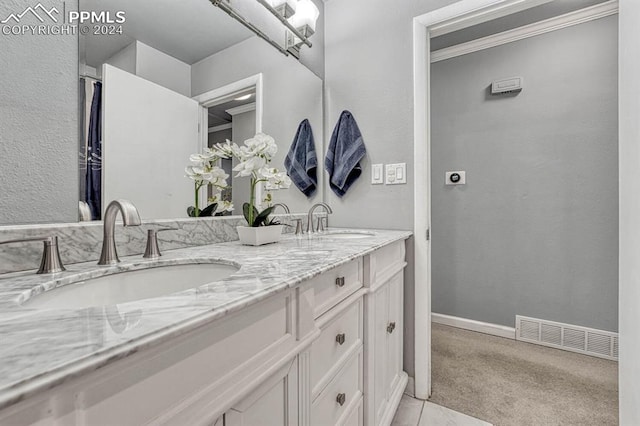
xmin=267 ymin=0 xmax=297 ymax=19
xmin=284 ymin=0 xmax=319 ymax=58
xmin=210 ymin=0 xmax=318 ymax=59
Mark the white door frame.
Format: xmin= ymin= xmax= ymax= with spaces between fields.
xmin=411 ymin=0 xmax=583 ymax=400
xmin=192 ymin=73 xmax=264 ymax=209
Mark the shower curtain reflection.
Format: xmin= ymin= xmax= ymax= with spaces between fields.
xmin=79 ymin=78 xmax=103 ymax=220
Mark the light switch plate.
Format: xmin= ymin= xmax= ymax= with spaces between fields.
xmin=386 ymin=163 xmax=407 ymax=185
xmin=371 ymin=164 xmax=384 ymax=184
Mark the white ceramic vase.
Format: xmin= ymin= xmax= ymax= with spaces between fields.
xmin=236 ymin=225 xmax=284 ymax=246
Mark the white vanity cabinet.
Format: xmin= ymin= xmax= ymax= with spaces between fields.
xmin=0 ymin=238 xmax=409 ymax=426
xmin=224 ymin=358 xmax=299 ymax=426
xmin=364 ymin=241 xmax=408 ymax=426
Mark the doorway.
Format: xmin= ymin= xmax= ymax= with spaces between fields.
xmin=193 ymin=74 xmax=264 ymax=212
xmin=412 ymin=0 xmax=620 ymax=410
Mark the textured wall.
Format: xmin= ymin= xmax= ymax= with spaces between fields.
xmin=431 ymin=17 xmax=618 ymax=332
xmin=618 ymin=0 xmax=640 ymax=422
xmin=0 ymin=0 xmax=79 ymax=225
xmin=324 ymin=0 xmax=458 ymax=378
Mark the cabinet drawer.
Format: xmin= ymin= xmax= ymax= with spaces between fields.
xmin=312 ymin=258 xmax=363 ymax=318
xmin=311 ymin=349 xmax=363 ymax=426
xmin=311 ymin=297 xmax=363 ymax=398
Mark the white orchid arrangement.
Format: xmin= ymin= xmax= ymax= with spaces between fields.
xmin=185 ymin=150 xmax=233 ymax=217
xmin=211 ymin=133 xmax=291 ymax=227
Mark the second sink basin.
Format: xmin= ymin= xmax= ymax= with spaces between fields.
xmin=23 ymin=262 xmax=239 ymax=309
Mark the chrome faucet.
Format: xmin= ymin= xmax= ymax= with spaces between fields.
xmin=98 ymin=199 xmax=142 ymax=265
xmin=271 ymin=203 xmax=291 ymax=214
xmin=0 ymin=236 xmax=65 ymax=274
xmin=307 ymin=203 xmax=333 ymax=233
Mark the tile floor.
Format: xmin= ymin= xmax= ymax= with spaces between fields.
xmin=391 ymin=394 xmax=492 ymax=426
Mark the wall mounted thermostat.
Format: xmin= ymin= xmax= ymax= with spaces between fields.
xmin=446 ymin=171 xmax=466 ymax=185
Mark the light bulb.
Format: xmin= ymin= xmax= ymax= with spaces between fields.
xmin=268 ymin=0 xmax=297 ymax=18
xmin=289 ymin=0 xmax=319 ymax=33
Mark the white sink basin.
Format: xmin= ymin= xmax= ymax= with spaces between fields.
xmin=24 ymin=263 xmax=239 ymax=309
xmin=319 ymin=231 xmax=375 ymax=239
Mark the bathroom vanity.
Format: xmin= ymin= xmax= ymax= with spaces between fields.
xmin=0 ymin=229 xmax=410 ymax=425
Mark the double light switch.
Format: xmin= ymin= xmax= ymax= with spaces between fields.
xmin=371 ymin=163 xmax=407 ymax=185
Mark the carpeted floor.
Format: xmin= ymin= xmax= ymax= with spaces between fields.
xmin=429 ymin=323 xmax=618 ymax=426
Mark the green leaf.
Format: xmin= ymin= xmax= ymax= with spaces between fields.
xmin=266 ymin=217 xmax=281 ymax=226
xmin=200 ymin=203 xmax=218 ymax=217
xmin=243 ymin=202 xmax=259 ymax=226
xmin=253 ymin=206 xmax=275 ymax=227
xmin=187 ymin=206 xmax=197 ymax=217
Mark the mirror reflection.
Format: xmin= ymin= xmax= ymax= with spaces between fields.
xmin=79 ymin=0 xmax=321 ymax=220
xmin=0 ymin=0 xmax=324 ymax=226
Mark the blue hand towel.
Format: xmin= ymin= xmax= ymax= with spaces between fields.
xmin=285 ymin=119 xmax=317 ymax=197
xmin=325 ymin=111 xmax=366 ymax=197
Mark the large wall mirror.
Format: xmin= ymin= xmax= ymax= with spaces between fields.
xmin=0 ymin=0 xmax=324 ymax=225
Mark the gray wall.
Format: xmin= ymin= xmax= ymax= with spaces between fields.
xmin=430 ymin=17 xmax=618 ymax=331
xmin=0 ymin=0 xmax=79 ymax=225
xmin=209 ymin=128 xmax=232 ymax=146
xmin=618 ymin=0 xmax=640 ymax=422
xmin=135 ymin=41 xmax=191 ymax=97
xmin=324 ymin=0 xmax=458 ymax=378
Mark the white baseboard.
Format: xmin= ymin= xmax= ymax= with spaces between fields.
xmin=432 ymin=313 xmax=516 ymax=339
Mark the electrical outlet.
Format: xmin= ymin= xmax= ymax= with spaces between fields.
xmin=386 ymin=163 xmax=407 ymax=185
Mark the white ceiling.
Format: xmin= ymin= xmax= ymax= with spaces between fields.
xmin=82 ymin=0 xmax=253 ymax=67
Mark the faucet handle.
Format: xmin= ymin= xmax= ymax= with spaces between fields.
xmin=293 ymin=219 xmax=304 ymax=236
xmin=0 ymin=236 xmax=65 ymax=274
xmin=317 ymin=216 xmax=329 ymax=233
xmin=143 ymin=228 xmax=178 ymax=259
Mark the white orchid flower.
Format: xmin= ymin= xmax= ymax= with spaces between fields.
xmin=211 ymin=140 xmax=242 ymax=160
xmin=209 ymin=167 xmax=229 ymax=188
xmin=259 ymin=167 xmax=291 ymax=189
xmin=219 ymin=200 xmax=234 ymax=212
xmin=234 ymin=156 xmax=267 ymax=177
xmin=185 ymin=165 xmax=205 ymax=180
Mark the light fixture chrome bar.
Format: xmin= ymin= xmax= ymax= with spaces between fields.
xmin=255 ymin=0 xmax=313 ymax=48
xmin=210 ymin=0 xmax=290 ymax=57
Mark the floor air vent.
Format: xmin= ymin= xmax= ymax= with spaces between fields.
xmin=515 ymin=315 xmax=618 ymax=361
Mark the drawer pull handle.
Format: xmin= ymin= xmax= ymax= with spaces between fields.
xmin=336 ymin=333 xmax=346 ymax=345
xmin=387 ymin=322 xmax=396 ymax=334
xmin=336 ymin=393 xmax=346 ymax=406
xmin=335 ymin=277 xmax=346 ymax=287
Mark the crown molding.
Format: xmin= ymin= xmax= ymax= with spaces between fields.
xmin=431 ymin=0 xmax=618 ymax=63
xmin=225 ymin=102 xmax=257 ymax=116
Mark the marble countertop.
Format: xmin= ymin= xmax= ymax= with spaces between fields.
xmin=0 ymin=228 xmax=411 ymax=411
